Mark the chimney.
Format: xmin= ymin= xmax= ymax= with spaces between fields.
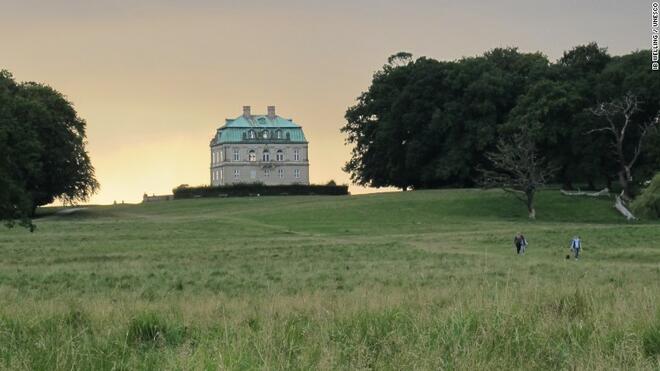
xmin=267 ymin=106 xmax=276 ymax=119
xmin=243 ymin=106 xmax=251 ymax=117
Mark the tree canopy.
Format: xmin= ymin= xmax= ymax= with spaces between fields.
xmin=0 ymin=70 xmax=98 ymax=230
xmin=342 ymin=44 xmax=660 ymax=194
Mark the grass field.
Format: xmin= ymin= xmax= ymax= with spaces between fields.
xmin=0 ymin=189 xmax=659 ymax=370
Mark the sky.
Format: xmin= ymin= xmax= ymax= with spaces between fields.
xmin=0 ymin=0 xmax=650 ymax=204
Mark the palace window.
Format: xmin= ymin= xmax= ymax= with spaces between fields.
xmin=294 ymin=169 xmax=301 ymax=178
xmin=250 ymin=170 xmax=256 ymax=179
xmin=293 ymin=149 xmax=300 ymax=161
xmin=276 ymin=130 xmax=283 ymax=139
xmin=262 ymin=130 xmax=269 ymax=139
xmin=234 ymin=169 xmax=240 ymax=178
xmin=233 ymin=148 xmax=240 ymax=161
xmin=276 ymin=149 xmax=284 ymax=161
xmin=264 ymin=169 xmax=270 ymax=177
xmin=278 ymin=168 xmax=285 ymax=178
xmin=220 ymin=168 xmax=224 ymax=181
xmin=262 ymin=149 xmax=270 ymax=162
xmin=220 ymin=150 xmax=224 ymax=162
xmin=248 ymin=130 xmax=256 ymax=139
xmin=248 ymin=150 xmax=256 ymax=162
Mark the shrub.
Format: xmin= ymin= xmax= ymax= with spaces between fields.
xmin=172 ymin=183 xmax=349 ymax=199
xmin=631 ymin=173 xmax=660 ymax=219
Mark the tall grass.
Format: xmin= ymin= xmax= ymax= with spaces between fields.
xmin=0 ymin=189 xmax=658 ymax=369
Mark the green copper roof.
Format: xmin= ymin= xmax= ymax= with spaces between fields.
xmin=211 ymin=114 xmax=307 ymax=145
xmin=224 ymin=115 xmax=301 ymax=128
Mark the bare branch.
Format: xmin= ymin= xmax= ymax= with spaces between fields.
xmin=479 ymin=127 xmax=557 ymax=218
xmin=588 ymin=93 xmax=654 ymax=198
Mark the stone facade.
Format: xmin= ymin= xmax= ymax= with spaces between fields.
xmin=209 ymin=106 xmax=310 ymax=186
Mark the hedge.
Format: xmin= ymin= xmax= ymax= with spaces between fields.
xmin=172 ymin=183 xmax=349 ymax=199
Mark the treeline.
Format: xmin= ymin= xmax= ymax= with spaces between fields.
xmin=0 ymin=71 xmax=98 ymax=229
xmin=342 ymin=44 xmax=660 ymax=192
xmin=172 ymin=183 xmax=349 ymax=199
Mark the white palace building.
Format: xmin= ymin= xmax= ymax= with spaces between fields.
xmin=209 ymin=106 xmax=310 ymax=186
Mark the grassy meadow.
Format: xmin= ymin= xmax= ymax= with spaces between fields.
xmin=0 ymin=189 xmax=659 ymax=370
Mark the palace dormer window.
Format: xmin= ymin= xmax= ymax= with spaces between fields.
xmin=248 ymin=130 xmax=256 ymax=139
xmin=276 ymin=130 xmax=282 ymax=139
xmin=248 ymin=150 xmax=256 ymax=162
xmin=262 ymin=130 xmax=269 ymax=139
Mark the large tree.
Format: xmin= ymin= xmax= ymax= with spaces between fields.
xmin=342 ymin=48 xmax=549 ymax=190
xmin=0 ymin=70 xmax=98 ymax=229
xmin=342 ymin=45 xmax=659 ymax=194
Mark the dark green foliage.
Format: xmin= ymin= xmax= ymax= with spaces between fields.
xmin=342 ymin=48 xmax=549 ymax=189
xmin=631 ymin=173 xmax=660 ymax=219
xmin=342 ymin=44 xmax=660 ymax=192
xmin=172 ymin=183 xmax=349 ymax=199
xmin=0 ymin=71 xmax=35 ymax=230
xmin=0 ymin=70 xmax=98 ymax=229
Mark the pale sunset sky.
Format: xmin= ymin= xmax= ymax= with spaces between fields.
xmin=1 ymin=0 xmax=649 ymax=204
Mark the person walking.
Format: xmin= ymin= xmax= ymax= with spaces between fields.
xmin=570 ymin=235 xmax=582 ymax=260
xmin=514 ymin=232 xmax=528 ymax=255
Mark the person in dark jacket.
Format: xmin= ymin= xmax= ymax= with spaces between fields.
xmin=513 ymin=232 xmax=528 ymax=255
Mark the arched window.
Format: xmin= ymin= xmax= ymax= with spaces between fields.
xmin=276 ymin=149 xmax=284 ymax=161
xmin=262 ymin=130 xmax=269 ymax=139
xmin=248 ymin=130 xmax=256 ymax=139
xmin=276 ymin=130 xmax=282 ymax=139
xmin=248 ymin=150 xmax=256 ymax=162
xmin=262 ymin=149 xmax=270 ymax=162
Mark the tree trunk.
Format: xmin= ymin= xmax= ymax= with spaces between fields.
xmin=526 ymin=191 xmax=536 ymax=219
xmin=618 ymin=169 xmax=632 ymax=201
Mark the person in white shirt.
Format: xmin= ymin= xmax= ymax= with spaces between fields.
xmin=570 ymin=236 xmax=582 ymax=260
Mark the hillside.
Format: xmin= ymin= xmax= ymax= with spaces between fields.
xmin=0 ymin=189 xmax=658 ymax=370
